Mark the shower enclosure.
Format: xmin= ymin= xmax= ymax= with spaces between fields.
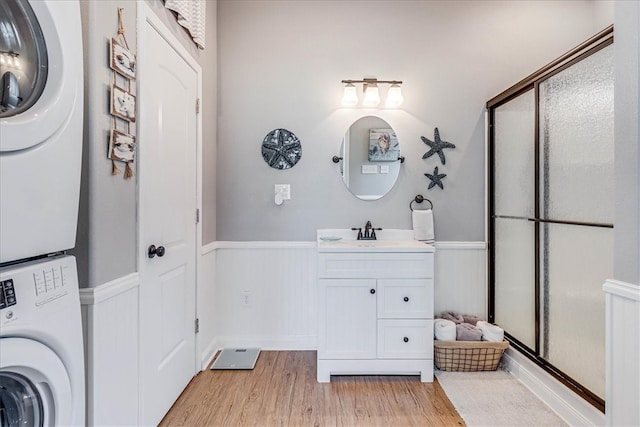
xmin=487 ymin=27 xmax=613 ymax=412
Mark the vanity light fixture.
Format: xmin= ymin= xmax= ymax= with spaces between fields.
xmin=341 ymin=78 xmax=403 ymax=108
xmin=386 ymin=83 xmax=404 ymax=108
xmin=341 ymin=83 xmax=358 ymax=107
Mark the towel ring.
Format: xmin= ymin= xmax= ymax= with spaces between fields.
xmin=410 ymin=195 xmax=433 ymax=211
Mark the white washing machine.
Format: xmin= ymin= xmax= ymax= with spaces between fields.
xmin=0 ymin=1 xmax=85 ymax=425
xmin=0 ymin=255 xmax=85 ymax=426
xmin=0 ymin=0 xmax=84 ymax=264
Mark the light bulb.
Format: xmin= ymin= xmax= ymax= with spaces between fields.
xmin=341 ymin=83 xmax=358 ymax=107
xmin=386 ymin=84 xmax=404 ymax=108
xmin=362 ymin=84 xmax=380 ymax=107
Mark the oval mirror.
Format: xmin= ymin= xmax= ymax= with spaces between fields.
xmin=338 ymin=116 xmax=401 ymax=200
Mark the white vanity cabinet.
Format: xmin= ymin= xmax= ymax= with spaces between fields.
xmin=316 ymin=236 xmax=435 ymax=383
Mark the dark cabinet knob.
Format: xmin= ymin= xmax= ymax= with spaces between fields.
xmin=403 ymin=296 xmax=409 ymax=302
xmin=148 ymin=245 xmax=166 ymax=258
xmin=403 ymin=337 xmax=409 ymax=343
xmin=370 ymin=289 xmax=376 ymax=294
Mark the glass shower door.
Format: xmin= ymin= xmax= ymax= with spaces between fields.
xmin=493 ymin=90 xmax=536 ymax=350
xmin=489 ymin=31 xmax=614 ymax=410
xmin=538 ymin=44 xmax=614 ymax=400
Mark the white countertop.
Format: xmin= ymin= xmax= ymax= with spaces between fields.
xmin=317 ymin=229 xmax=435 ymax=253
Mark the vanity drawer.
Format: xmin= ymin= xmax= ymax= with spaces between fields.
xmin=318 ymin=252 xmax=433 ymax=279
xmin=377 ymin=319 xmax=433 ymax=359
xmin=378 ymin=279 xmax=433 ymax=319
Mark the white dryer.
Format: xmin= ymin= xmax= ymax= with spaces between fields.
xmin=0 ymin=255 xmax=85 ymax=426
xmin=0 ymin=0 xmax=84 ymax=264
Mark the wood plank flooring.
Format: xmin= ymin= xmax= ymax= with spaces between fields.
xmin=159 ymin=351 xmax=465 ymax=426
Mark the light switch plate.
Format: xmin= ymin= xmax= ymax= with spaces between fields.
xmin=362 ymin=165 xmax=377 ymax=174
xmin=275 ymin=184 xmax=291 ymax=200
xmin=380 ymin=165 xmax=390 ymax=174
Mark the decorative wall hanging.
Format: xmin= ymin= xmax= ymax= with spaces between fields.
xmin=110 ymin=85 xmax=136 ymax=122
xmin=107 ymin=7 xmax=136 ymax=179
xmin=109 ymin=129 xmax=136 ymax=163
xmin=421 ymin=127 xmax=455 ymax=165
xmin=425 ymin=166 xmax=447 ymax=190
xmin=261 ymin=128 xmax=302 ymax=170
xmin=368 ymin=128 xmax=400 ymax=161
xmin=110 ymin=37 xmax=136 ymax=79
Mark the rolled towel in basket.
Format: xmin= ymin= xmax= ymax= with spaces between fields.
xmin=462 ymin=314 xmax=483 ymax=326
xmin=434 ymin=319 xmax=457 ymax=341
xmin=456 ymin=322 xmax=483 ymax=341
xmin=477 ymin=321 xmax=505 ymax=342
xmin=439 ymin=311 xmax=464 ymax=324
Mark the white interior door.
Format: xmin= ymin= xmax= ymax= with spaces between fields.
xmin=138 ymin=5 xmax=200 ymax=425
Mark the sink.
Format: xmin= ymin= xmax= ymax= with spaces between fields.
xmin=317 ymin=229 xmax=434 ymax=253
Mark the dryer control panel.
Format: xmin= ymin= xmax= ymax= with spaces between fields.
xmin=0 ymin=255 xmax=78 ymax=322
xmin=0 ymin=279 xmax=17 ymax=309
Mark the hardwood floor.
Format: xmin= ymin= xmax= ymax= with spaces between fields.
xmin=159 ymin=351 xmax=465 ymax=426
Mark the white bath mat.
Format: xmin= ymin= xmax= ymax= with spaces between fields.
xmin=436 ymin=369 xmax=568 ymax=426
xmin=210 ymin=348 xmax=260 ymax=370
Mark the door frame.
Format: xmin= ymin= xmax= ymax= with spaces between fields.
xmin=136 ymin=0 xmax=203 ymax=389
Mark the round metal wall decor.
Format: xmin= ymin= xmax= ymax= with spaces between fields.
xmin=261 ymin=128 xmax=302 ymax=170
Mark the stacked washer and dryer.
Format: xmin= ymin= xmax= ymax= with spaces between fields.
xmin=0 ymin=1 xmax=85 ymax=426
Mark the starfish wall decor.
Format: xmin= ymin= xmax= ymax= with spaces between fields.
xmin=425 ymin=166 xmax=447 ymax=190
xmin=261 ymin=128 xmax=302 ymax=170
xmin=421 ymin=127 xmax=455 ymax=165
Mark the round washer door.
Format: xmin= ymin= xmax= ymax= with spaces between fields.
xmin=0 ymin=338 xmax=72 ymax=427
xmin=0 ymin=0 xmax=82 ymax=152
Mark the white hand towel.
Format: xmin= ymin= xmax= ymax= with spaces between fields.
xmin=412 ymin=209 xmax=435 ymax=242
xmin=477 ymin=321 xmax=505 ymax=342
xmin=434 ymin=319 xmax=456 ymax=341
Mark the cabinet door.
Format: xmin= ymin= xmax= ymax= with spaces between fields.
xmin=318 ymin=279 xmax=377 ymax=359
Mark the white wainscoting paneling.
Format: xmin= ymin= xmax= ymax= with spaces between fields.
xmin=198 ymin=243 xmax=218 ymax=369
xmin=80 ymin=274 xmax=139 ymax=427
xmin=433 ymin=242 xmax=487 ymax=319
xmin=214 ymin=242 xmax=317 ymax=350
xmin=604 ymin=279 xmax=640 ymax=426
xmin=210 ymin=241 xmax=486 ymax=350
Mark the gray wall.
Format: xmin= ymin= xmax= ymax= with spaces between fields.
xmin=73 ymin=0 xmax=217 ymax=287
xmin=216 ymin=0 xmax=612 ymax=242
xmin=614 ymin=1 xmax=640 ymax=284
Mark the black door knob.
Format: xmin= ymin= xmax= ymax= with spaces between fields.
xmin=370 ymin=289 xmax=376 ymax=294
xmin=403 ymin=337 xmax=409 ymax=343
xmin=148 ymin=245 xmax=166 ymax=258
xmin=403 ymin=296 xmax=409 ymax=302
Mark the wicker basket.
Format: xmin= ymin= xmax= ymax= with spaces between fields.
xmin=434 ymin=340 xmax=509 ymax=372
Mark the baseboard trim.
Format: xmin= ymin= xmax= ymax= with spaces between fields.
xmin=200 ymin=338 xmax=219 ymax=370
xmin=79 ymin=273 xmax=140 ymax=305
xmin=215 ymin=335 xmax=317 ymax=351
xmin=502 ymin=348 xmax=605 ymax=426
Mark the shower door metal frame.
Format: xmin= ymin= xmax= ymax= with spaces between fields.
xmin=486 ymin=26 xmax=613 ymax=413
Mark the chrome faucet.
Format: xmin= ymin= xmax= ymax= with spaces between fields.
xmin=352 ymin=221 xmax=382 ymax=240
